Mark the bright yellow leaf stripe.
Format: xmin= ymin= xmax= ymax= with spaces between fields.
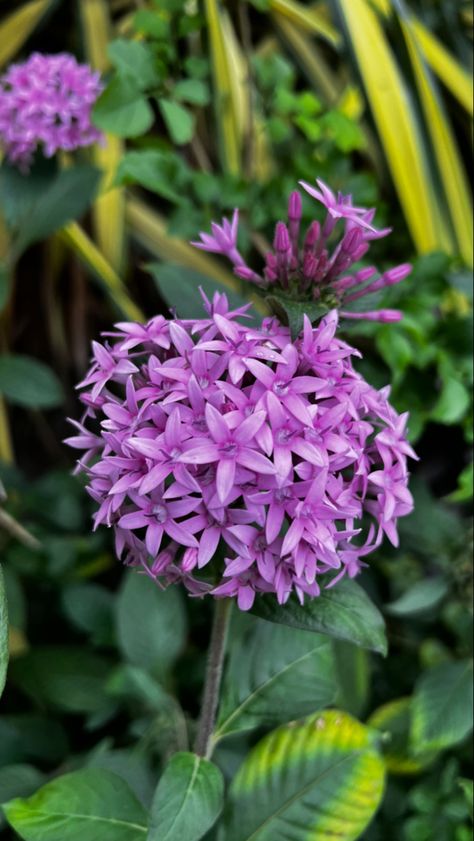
xmin=0 ymin=0 xmax=53 ymax=69
xmin=337 ymin=0 xmax=452 ymax=256
xmin=410 ymin=18 xmax=473 ymax=116
xmin=399 ymin=18 xmax=473 ymax=267
xmin=270 ymin=0 xmax=341 ymax=48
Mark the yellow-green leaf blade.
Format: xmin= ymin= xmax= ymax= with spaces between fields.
xmin=269 ymin=0 xmax=341 ymax=48
xmin=225 ymin=710 xmax=385 ymax=841
xmin=0 ymin=0 xmax=53 ymax=69
xmin=336 ymin=0 xmax=452 ymax=256
xmin=410 ymin=17 xmax=473 ymax=116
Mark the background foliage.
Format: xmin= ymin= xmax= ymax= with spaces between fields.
xmin=0 ymin=1 xmax=472 ymax=839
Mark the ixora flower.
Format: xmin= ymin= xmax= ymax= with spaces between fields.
xmin=0 ymin=52 xmax=103 ymax=169
xmin=192 ymin=179 xmax=412 ymax=323
xmin=66 ymin=291 xmax=416 ymax=611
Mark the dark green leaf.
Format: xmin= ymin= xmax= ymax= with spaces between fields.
xmin=2 ymin=769 xmax=148 ymax=841
xmin=149 ymin=262 xmax=254 ymax=319
xmin=333 ymin=640 xmax=370 ymax=717
xmin=216 ymin=617 xmax=336 ymax=740
xmin=115 ymin=152 xmax=183 ymax=203
xmin=147 ymin=752 xmax=224 ymax=841
xmin=411 ymin=660 xmax=474 ymax=752
xmin=61 ymin=584 xmax=115 ymax=646
xmin=0 ymin=565 xmax=8 ymax=699
xmin=108 ymin=39 xmax=161 ymax=89
xmin=93 ymin=78 xmax=154 ymax=138
xmin=0 ymin=716 xmax=68 ymax=766
xmin=116 ymin=571 xmax=187 ymax=678
xmin=158 ymin=99 xmax=195 ymax=145
xmin=9 ymin=647 xmax=113 ymax=714
xmin=250 ymin=578 xmax=387 ymax=655
xmin=0 ymin=263 xmax=11 ymax=313
xmin=386 ymin=578 xmax=448 ymax=617
xmin=0 ymin=355 xmax=64 ymax=409
xmin=266 ymin=295 xmax=328 ymax=339
xmin=224 ymin=710 xmax=385 ymax=841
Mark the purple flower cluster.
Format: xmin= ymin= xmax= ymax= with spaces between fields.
xmin=192 ymin=179 xmax=412 ymax=323
xmin=0 ymin=53 xmax=103 ymax=169
xmin=66 ymin=291 xmax=416 ymax=610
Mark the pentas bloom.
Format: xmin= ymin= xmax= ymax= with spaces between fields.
xmin=66 ymin=291 xmax=416 ymax=611
xmin=192 ymin=179 xmax=412 ymax=323
xmin=0 ymin=53 xmax=103 ymax=169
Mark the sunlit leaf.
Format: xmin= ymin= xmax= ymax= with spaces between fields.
xmin=0 ymin=0 xmax=53 ymax=69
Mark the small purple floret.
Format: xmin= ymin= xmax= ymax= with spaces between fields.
xmin=66 ymin=291 xmax=416 ymax=611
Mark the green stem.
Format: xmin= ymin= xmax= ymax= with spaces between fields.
xmin=194 ymin=598 xmax=233 ymax=759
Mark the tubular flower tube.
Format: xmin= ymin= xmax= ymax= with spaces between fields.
xmin=0 ymin=52 xmax=103 ymax=169
xmin=66 ymin=291 xmax=416 ymax=611
xmin=192 ymin=179 xmax=412 ymax=323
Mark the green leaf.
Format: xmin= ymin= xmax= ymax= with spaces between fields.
xmin=0 ymin=716 xmax=68 ymax=766
xmin=0 ymin=565 xmax=8 ymax=699
xmin=385 ymin=578 xmax=448 ymax=617
xmin=116 ymin=571 xmax=187 ymax=678
xmin=93 ymin=78 xmax=154 ymax=138
xmin=158 ymin=99 xmax=195 ymax=145
xmin=0 ymin=163 xmax=100 ymax=256
xmin=149 ymin=262 xmax=254 ymax=319
xmin=0 ymin=766 xmax=46 ymax=825
xmin=108 ymin=39 xmax=161 ymax=90
xmin=266 ymin=295 xmax=328 ymax=339
xmin=2 ymin=769 xmax=148 ymax=841
xmin=431 ymin=376 xmax=470 ymax=424
xmin=368 ymin=698 xmax=436 ymax=774
xmin=215 ymin=617 xmax=336 ymax=740
xmin=458 ymin=778 xmax=473 ymax=820
xmin=224 ymin=710 xmax=385 ymax=841
xmin=173 ymin=79 xmax=210 ymax=105
xmin=250 ymin=579 xmax=387 ymax=655
xmin=9 ymin=647 xmax=113 ymax=714
xmin=115 ymin=152 xmax=183 ymax=203
xmin=147 ymin=752 xmax=224 ymax=841
xmin=0 ymin=355 xmax=64 ymax=409
xmin=61 ymin=583 xmax=115 ymax=646
xmin=411 ymin=660 xmax=474 ymax=752
xmin=446 ymin=462 xmax=473 ymax=503
xmin=332 ymin=641 xmax=370 ymax=718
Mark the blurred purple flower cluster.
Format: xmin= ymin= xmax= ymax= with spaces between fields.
xmin=66 ymin=291 xmax=416 ymax=610
xmin=192 ymin=179 xmax=412 ymax=324
xmin=0 ymin=52 xmax=103 ymax=169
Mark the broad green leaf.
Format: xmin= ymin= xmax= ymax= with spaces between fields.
xmin=336 ymin=0 xmax=451 ymax=256
xmin=115 ymin=152 xmax=183 ymax=203
xmin=446 ymin=462 xmax=473 ymax=503
xmin=266 ymin=294 xmax=327 ymax=339
xmin=149 ymin=262 xmax=253 ymax=319
xmin=108 ymin=39 xmax=160 ymax=89
xmin=224 ymin=710 xmax=385 ymax=841
xmin=2 ymin=769 xmax=148 ymax=841
xmin=0 ymin=355 xmax=64 ymax=409
xmin=333 ymin=641 xmax=370 ymax=718
xmin=9 ymin=647 xmax=113 ymax=714
xmin=174 ymin=79 xmax=210 ymax=106
xmin=116 ymin=571 xmax=187 ymax=677
xmin=431 ymin=376 xmax=470 ymax=424
xmin=0 ymin=164 xmax=101 ymax=257
xmin=147 ymin=752 xmax=224 ymax=841
xmin=368 ymin=698 xmax=436 ymax=774
xmin=411 ymin=660 xmax=474 ymax=752
xmin=61 ymin=583 xmax=115 ymax=646
xmin=0 ymin=766 xmax=45 ymax=824
xmin=0 ymin=565 xmax=8 ymax=699
xmin=86 ymin=748 xmax=155 ymax=810
xmin=250 ymin=579 xmax=387 ymax=655
xmin=158 ymin=99 xmax=195 ymax=145
xmin=458 ymin=779 xmax=474 ymax=820
xmin=0 ymin=0 xmax=53 ymax=69
xmin=385 ymin=578 xmax=448 ymax=617
xmin=93 ymin=78 xmax=154 ymax=138
xmin=215 ymin=618 xmax=336 ymax=740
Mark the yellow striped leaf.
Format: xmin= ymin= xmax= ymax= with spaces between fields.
xmin=337 ymin=0 xmax=452 ymax=256
xmin=80 ymin=0 xmax=126 ymax=273
xmin=272 ymin=12 xmax=340 ymax=104
xmin=59 ymin=223 xmax=143 ymax=321
xmin=204 ymin=0 xmax=244 ymax=176
xmin=368 ymin=698 xmax=437 ymax=775
xmin=270 ymin=0 xmax=341 ymax=47
xmin=225 ymin=710 xmax=385 ymax=841
xmin=0 ymin=399 xmax=13 ymax=464
xmin=0 ymin=0 xmax=53 ymax=69
xmin=410 ymin=18 xmax=473 ymax=116
xmin=399 ymin=14 xmax=473 ymax=266
xmin=126 ymin=197 xmax=266 ymax=314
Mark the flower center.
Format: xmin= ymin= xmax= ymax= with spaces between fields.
xmin=276 ymin=428 xmax=292 ymax=444
xmin=152 ymin=504 xmax=167 ymax=523
xmin=273 ymin=381 xmax=289 ymax=396
xmin=220 ymin=442 xmax=237 ymax=457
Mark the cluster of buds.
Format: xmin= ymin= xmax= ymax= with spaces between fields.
xmin=66 ymin=292 xmax=416 ymax=611
xmin=192 ymin=179 xmax=411 ymax=324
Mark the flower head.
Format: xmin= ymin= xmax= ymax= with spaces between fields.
xmin=193 ymin=179 xmax=411 ymax=323
xmin=0 ymin=52 xmax=103 ymax=169
xmin=66 ymin=292 xmax=416 ymax=610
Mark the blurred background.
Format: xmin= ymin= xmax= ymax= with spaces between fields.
xmin=0 ymin=1 xmax=472 ymax=839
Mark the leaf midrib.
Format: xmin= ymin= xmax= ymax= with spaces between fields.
xmin=215 ymin=644 xmax=330 ymax=739
xmin=6 ymin=806 xmax=147 ymax=834
xmin=149 ymin=755 xmax=200 ymax=840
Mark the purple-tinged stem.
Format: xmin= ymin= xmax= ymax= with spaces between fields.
xmin=194 ymin=597 xmax=233 ymax=759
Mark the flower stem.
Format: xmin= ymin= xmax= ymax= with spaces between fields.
xmin=194 ymin=597 xmax=233 ymax=759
